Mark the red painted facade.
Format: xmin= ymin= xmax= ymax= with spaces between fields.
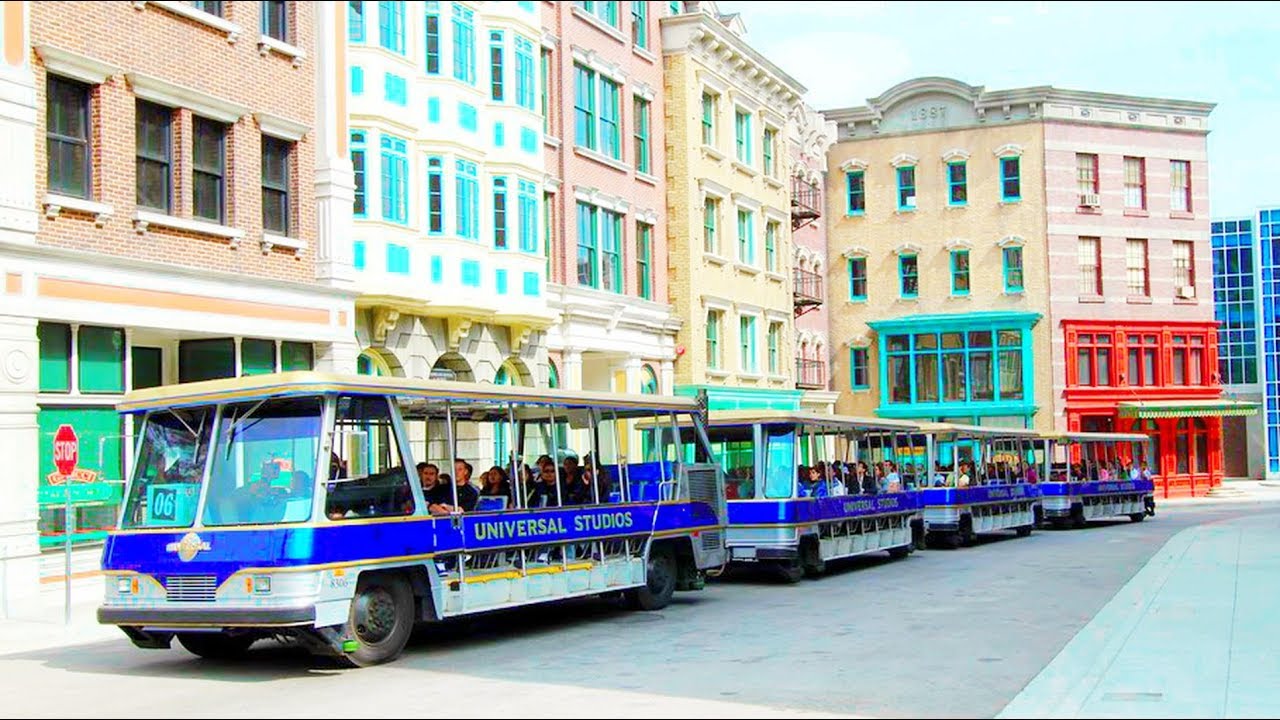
xmin=1062 ymin=319 xmax=1223 ymax=497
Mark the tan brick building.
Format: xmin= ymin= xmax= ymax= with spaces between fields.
xmin=0 ymin=1 xmax=356 ymax=616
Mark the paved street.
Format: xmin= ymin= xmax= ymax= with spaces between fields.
xmin=3 ymin=502 xmax=1278 ymax=718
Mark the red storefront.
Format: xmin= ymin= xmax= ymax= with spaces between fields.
xmin=1063 ymin=320 xmax=1227 ymax=498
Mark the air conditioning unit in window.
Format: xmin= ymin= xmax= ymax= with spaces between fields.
xmin=1079 ymin=192 xmax=1101 ymax=207
xmin=1177 ymin=285 xmax=1196 ymax=299
xmin=903 ymin=196 xmax=916 ymax=208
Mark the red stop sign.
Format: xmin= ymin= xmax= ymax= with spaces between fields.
xmin=53 ymin=424 xmax=78 ymax=477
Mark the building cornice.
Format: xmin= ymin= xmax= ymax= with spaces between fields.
xmin=661 ymin=12 xmax=805 ymax=113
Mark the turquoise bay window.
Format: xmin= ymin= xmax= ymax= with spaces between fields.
xmin=424 ymin=2 xmax=440 ymax=74
xmin=350 ymin=130 xmax=366 ymax=217
xmin=850 ymin=347 xmax=869 ymax=389
xmin=846 ymin=171 xmax=865 ymax=214
xmin=515 ymin=37 xmax=535 ymax=110
xmin=898 ymin=254 xmax=918 ymax=298
xmin=518 ymin=180 xmax=538 ymax=253
xmin=427 ymin=97 xmax=440 ymax=123
xmin=897 ymin=166 xmax=916 ymax=210
xmin=576 ymin=201 xmax=598 ymax=287
xmin=1001 ymin=156 xmax=1021 ymax=201
xmin=489 ymin=31 xmax=505 ymax=102
xmin=493 ymin=177 xmax=508 ymax=249
xmin=1003 ymin=246 xmax=1025 ymax=292
xmin=951 ymin=249 xmax=970 ymax=295
xmin=456 ymin=159 xmax=478 ymax=240
xmin=948 ymin=161 xmax=967 ymax=205
xmin=379 ymin=134 xmax=407 ymax=224
xmin=378 ymin=1 xmax=404 ymax=54
xmin=869 ymin=311 xmax=1041 ymax=420
xmin=734 ymin=109 xmax=752 ymax=164
xmin=736 ymin=209 xmax=754 ymax=265
xmin=573 ymin=64 xmax=596 ymax=150
xmin=348 ymin=1 xmax=365 ymax=42
xmin=599 ymin=77 xmax=621 ymax=159
xmin=426 ymin=156 xmax=443 ymax=234
xmin=430 ymin=255 xmax=443 ymax=283
xmin=848 ymin=256 xmax=867 ymax=301
xmin=452 ymin=4 xmax=475 ymax=84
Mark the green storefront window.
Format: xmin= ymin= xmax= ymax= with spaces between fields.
xmin=37 ymin=406 xmax=124 ymax=547
xmin=281 ymin=341 xmax=314 ymax=371
xmin=38 ymin=322 xmax=71 ymax=393
xmin=131 ymin=346 xmax=163 ymax=389
xmin=241 ymin=338 xmax=276 ymax=375
xmin=179 ymin=338 xmax=235 ymax=383
xmin=78 ymin=325 xmax=125 ymax=393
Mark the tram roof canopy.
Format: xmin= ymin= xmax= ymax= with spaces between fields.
xmin=1116 ymin=399 xmax=1260 ymax=419
xmin=117 ymin=371 xmax=701 ymax=416
xmin=912 ymin=422 xmax=1044 ymax=439
xmin=1041 ymin=431 xmax=1152 ymax=444
xmin=702 ymin=410 xmax=922 ymax=431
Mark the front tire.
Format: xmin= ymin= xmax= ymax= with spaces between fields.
xmin=887 ymin=545 xmax=911 ymax=560
xmin=776 ymin=558 xmax=804 ymax=584
xmin=626 ymin=545 xmax=676 ymax=610
xmin=177 ymin=632 xmax=256 ymax=660
xmin=1129 ymin=512 xmax=1146 ymax=523
xmin=1071 ymin=505 xmax=1087 ymax=529
xmin=1015 ymin=525 xmax=1033 ymax=537
xmin=340 ymin=573 xmax=414 ymax=667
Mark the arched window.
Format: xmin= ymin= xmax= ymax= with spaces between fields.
xmin=641 ymin=364 xmax=658 ymax=395
xmin=1193 ymin=418 xmax=1209 ymax=474
xmin=547 ymin=360 xmax=560 ymax=389
xmin=356 ymin=350 xmax=390 ymax=376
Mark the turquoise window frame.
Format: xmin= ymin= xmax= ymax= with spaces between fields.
xmin=846 ymin=171 xmax=865 ymax=214
xmin=898 ymin=254 xmax=918 ymax=299
xmin=522 ymin=271 xmax=540 ymax=297
xmin=703 ymin=197 xmax=717 ymax=253
xmin=427 ymin=97 xmax=440 ymax=123
xmin=495 ymin=269 xmax=508 ymax=295
xmin=599 ymin=77 xmax=621 ymax=159
xmin=492 ymin=176 xmax=508 ymax=249
xmin=767 ymin=322 xmax=780 ymax=374
xmin=455 ymin=158 xmax=478 ymax=240
xmin=947 ymin=161 xmax=967 ymax=206
xmin=1003 ymin=246 xmax=1025 ymax=293
xmin=517 ymin=180 xmax=538 ymax=253
xmin=350 ymin=130 xmax=366 ymax=218
xmin=430 ymin=255 xmax=443 ymax=283
xmin=386 ymin=243 xmax=409 ymax=274
xmin=353 ymin=240 xmax=366 ymax=270
xmin=515 ymin=36 xmax=535 ymax=110
xmin=377 ymin=1 xmax=405 ymax=54
xmin=739 ymin=315 xmax=757 ymax=373
xmin=762 ymin=128 xmax=775 ymax=176
xmin=493 ymin=121 xmax=505 ymax=147
xmin=848 ymin=257 xmax=867 ymax=301
xmin=426 ymin=156 xmax=444 ymax=235
xmin=736 ymin=208 xmax=754 ymax=265
xmin=765 ymin=221 xmax=777 ymax=273
xmin=488 ymin=30 xmax=505 ymax=102
xmin=668 ymin=1 xmax=681 ymax=15
xmin=576 ymin=201 xmax=599 ymax=288
xmin=424 ymin=2 xmax=440 ymax=75
xmin=631 ymin=1 xmax=648 ymax=48
xmin=701 ymin=92 xmax=715 ymax=146
xmin=951 ymin=249 xmax=970 ymax=296
xmin=461 ymin=259 xmax=480 ymax=287
xmin=897 ymin=166 xmax=916 ymax=210
xmin=350 ymin=66 xmax=364 ymax=95
xmin=633 ymin=95 xmax=651 ymax=174
xmin=520 ymin=127 xmax=538 ymax=154
xmin=1001 ymin=156 xmax=1021 ymax=201
xmin=850 ymin=347 xmax=870 ymax=389
xmin=601 ymin=209 xmax=623 ymax=293
xmin=734 ymin=109 xmax=752 ymax=164
xmin=379 ymin=133 xmax=408 ymax=225
xmin=636 ymin=222 xmax=652 ymax=300
xmin=384 ymin=72 xmax=407 ymax=105
xmin=451 ymin=4 xmax=475 ymax=84
xmin=458 ymin=101 xmax=477 ymax=132
xmin=348 ymin=0 xmax=365 ymax=42
xmin=706 ymin=310 xmax=720 ymax=369
xmin=573 ymin=64 xmax=596 ymax=150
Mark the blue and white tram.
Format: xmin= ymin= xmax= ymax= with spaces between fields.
xmin=1039 ymin=431 xmax=1156 ymax=528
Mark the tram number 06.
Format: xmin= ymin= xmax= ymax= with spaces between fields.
xmin=151 ymin=488 xmax=178 ymax=522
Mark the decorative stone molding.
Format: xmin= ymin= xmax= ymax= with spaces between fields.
xmin=447 ymin=316 xmax=472 ymax=351
xmin=894 ymin=242 xmax=922 ymax=256
xmin=148 ymin=1 xmax=242 ymax=43
xmin=371 ymin=307 xmax=400 ymax=344
xmin=945 ymin=238 xmax=973 ymax=251
xmin=941 ymin=148 xmax=971 ymax=163
xmin=543 ymin=175 xmax=563 ymax=192
xmin=890 ymin=153 xmax=918 ymax=168
xmin=43 ymin=195 xmax=112 ymax=227
xmin=993 ymin=143 xmax=1025 ymax=158
xmin=132 ymin=210 xmax=245 ymax=244
xmin=840 ymin=158 xmax=870 ymax=173
xmin=730 ymin=192 xmax=762 ymax=211
xmin=35 ymin=45 xmax=121 ymax=84
xmin=998 ymin=235 xmax=1026 ymax=248
xmin=573 ymin=185 xmax=630 ymax=213
xmin=509 ymin=324 xmax=534 ymax=355
xmin=261 ymin=233 xmax=306 ymax=256
xmin=570 ymin=45 xmax=625 ymax=83
xmin=841 ymin=245 xmax=871 ymax=259
xmin=254 ymin=112 xmax=309 ymax=142
xmin=698 ymin=178 xmax=732 ymax=199
xmin=258 ymin=35 xmax=306 ymax=67
xmin=126 ymin=72 xmax=248 ymax=123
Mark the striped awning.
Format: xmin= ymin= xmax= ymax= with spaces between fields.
xmin=1117 ymin=399 xmax=1260 ymax=419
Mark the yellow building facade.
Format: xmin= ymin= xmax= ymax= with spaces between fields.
xmin=660 ymin=12 xmax=806 ymax=409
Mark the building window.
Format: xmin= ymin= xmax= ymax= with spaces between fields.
xmin=576 ymin=201 xmax=598 ymax=287
xmin=701 ymin=92 xmax=716 ymax=146
xmin=452 ymin=4 xmax=475 ymax=84
xmin=1124 ymin=156 xmax=1146 ymax=209
xmin=46 ymin=76 xmax=91 ymax=199
xmin=636 ymin=221 xmax=653 ymax=300
xmin=896 ymin=166 xmax=915 ymax=209
xmin=734 ymin=109 xmax=752 ymax=164
xmin=1170 ymin=160 xmax=1191 ymax=212
xmin=424 ymin=3 xmax=440 ymax=74
xmin=899 ymin=254 xmax=918 ymax=298
xmin=573 ymin=64 xmax=596 ymax=150
xmin=383 ymin=72 xmax=407 ymax=105
xmin=765 ymin=221 xmax=778 ymax=273
xmin=540 ymin=48 xmax=551 ymax=132
xmin=951 ymin=249 xmax=970 ymax=295
xmin=848 ymin=257 xmax=867 ymax=300
xmin=846 ymin=170 xmax=865 ymax=214
xmin=706 ymin=310 xmax=721 ymax=370
xmin=1000 ymin=156 xmax=1020 ymax=201
xmin=763 ymin=128 xmax=776 ymax=176
xmin=455 ymin=159 xmax=478 ymax=240
xmin=703 ymin=197 xmax=718 ymax=254
xmin=601 ymin=209 xmax=622 ymax=292
xmin=1173 ymin=240 xmax=1195 ymax=295
xmin=633 ymin=96 xmax=651 ymax=174
xmin=518 ymin=180 xmax=538 ymax=253
xmin=599 ymin=77 xmax=621 ymax=159
xmin=885 ymin=328 xmax=1024 ymax=404
xmin=350 ymin=66 xmax=364 ymax=94
xmin=261 ymin=136 xmax=291 ymax=235
xmin=578 ymin=1 xmax=620 ymax=26
xmin=192 ymin=117 xmax=225 ymax=223
xmin=350 ymin=130 xmax=367 ymax=217
xmin=1003 ymin=247 xmax=1024 ymax=293
xmin=515 ymin=37 xmax=535 ymax=110
xmin=1078 ymin=237 xmax=1101 ymax=295
xmin=386 ymin=243 xmax=410 ymax=274
xmin=1126 ymin=238 xmax=1149 ymax=296
xmin=850 ymin=347 xmax=869 ymax=389
xmin=736 ymin=209 xmax=754 ymax=265
xmin=192 ymin=1 xmax=224 ymax=16
xmin=489 ymin=30 xmax=505 ymax=101
xmin=739 ymin=315 xmax=757 ymax=373
xmin=631 ymin=0 xmax=647 ymax=48
xmin=767 ymin=322 xmax=781 ymax=375
xmin=947 ymin=161 xmax=967 ymax=205
xmin=426 ymin=156 xmax=444 ymax=234
xmin=261 ymin=0 xmax=288 ymax=42
xmin=543 ymin=191 xmax=554 ymax=275
xmin=135 ymin=101 xmax=172 ymax=212
xmin=1077 ymin=153 xmax=1099 ymax=203
xmin=1211 ymin=219 xmax=1258 ymax=385
xmin=378 ymin=1 xmax=404 ymax=54
xmin=1126 ymin=333 xmax=1159 ymax=386
xmin=348 ymin=1 xmax=364 ymax=41
xmin=1074 ymin=333 xmax=1113 ymax=387
xmin=379 ymin=134 xmax=407 ymax=225
xmin=1167 ymin=335 xmax=1207 ymax=386
xmin=492 ymin=177 xmax=508 ymax=249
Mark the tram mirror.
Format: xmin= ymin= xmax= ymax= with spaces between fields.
xmin=346 ymin=430 xmax=369 ymax=480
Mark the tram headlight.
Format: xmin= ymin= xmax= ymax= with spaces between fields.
xmin=116 ymin=577 xmax=132 ymax=595
xmin=252 ymin=575 xmax=272 ymax=594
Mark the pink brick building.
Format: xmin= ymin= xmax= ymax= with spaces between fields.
xmin=790 ymin=102 xmax=837 ymax=411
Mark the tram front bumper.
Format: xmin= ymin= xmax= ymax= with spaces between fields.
xmin=98 ymin=604 xmax=317 ymax=629
xmin=730 ymin=546 xmax=799 ymax=561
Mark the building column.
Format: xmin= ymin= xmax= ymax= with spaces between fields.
xmin=312 ymin=1 xmax=355 ymax=288
xmin=315 ymin=339 xmax=360 ymax=375
xmin=0 ymin=316 xmax=42 ymax=619
xmin=660 ymin=360 xmax=675 ymax=396
xmin=563 ymin=349 xmax=583 ymax=391
xmin=623 ymin=354 xmax=643 ymax=394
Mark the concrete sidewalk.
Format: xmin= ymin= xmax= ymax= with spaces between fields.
xmin=998 ymin=512 xmax=1280 ymax=718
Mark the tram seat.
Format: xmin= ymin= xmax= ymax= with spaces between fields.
xmin=607 ymin=491 xmax=622 ymax=503
xmin=476 ymin=496 xmax=508 ymax=512
xmin=599 ymin=461 xmax=675 ymax=503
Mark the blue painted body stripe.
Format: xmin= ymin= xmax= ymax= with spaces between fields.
xmin=1037 ymin=480 xmax=1155 ymax=498
xmin=727 ymin=492 xmax=918 ymax=526
xmin=917 ymin=484 xmax=1043 ymax=507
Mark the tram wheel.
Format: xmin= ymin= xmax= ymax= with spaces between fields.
xmin=626 ymin=545 xmax=676 ymax=610
xmin=1071 ymin=506 xmax=1088 ymax=529
xmin=887 ymin=545 xmax=911 ymax=560
xmin=1128 ymin=512 xmax=1146 ymax=523
xmin=177 ymin=632 xmax=256 ymax=660
xmin=1015 ymin=525 xmax=1033 ymax=537
xmin=339 ymin=573 xmax=414 ymax=667
xmin=776 ymin=558 xmax=804 ymax=584
xmin=942 ymin=532 xmax=963 ymax=550
xmin=801 ymin=541 xmax=826 ymax=578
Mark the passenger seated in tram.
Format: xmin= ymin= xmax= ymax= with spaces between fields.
xmin=956 ymin=461 xmax=972 ymax=488
xmin=932 ymin=462 xmax=948 ymax=487
xmin=527 ymin=462 xmax=565 ymax=508
xmin=564 ymin=461 xmax=612 ymax=505
xmin=562 ymin=455 xmax=584 ymax=484
xmin=1022 ymin=461 xmax=1039 ymax=484
xmin=827 ymin=463 xmax=847 ymax=496
xmin=480 ymin=465 xmax=513 ymax=504
xmin=851 ymin=461 xmax=877 ymax=495
xmin=880 ymin=460 xmax=902 ymax=493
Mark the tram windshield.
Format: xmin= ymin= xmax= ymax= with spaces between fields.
xmin=121 ymin=407 xmax=214 ymax=529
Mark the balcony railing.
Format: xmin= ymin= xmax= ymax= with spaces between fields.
xmin=796 ymin=357 xmax=826 ymax=389
xmin=794 ymin=268 xmax=823 ymax=313
xmin=791 ymin=178 xmax=821 ymax=230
